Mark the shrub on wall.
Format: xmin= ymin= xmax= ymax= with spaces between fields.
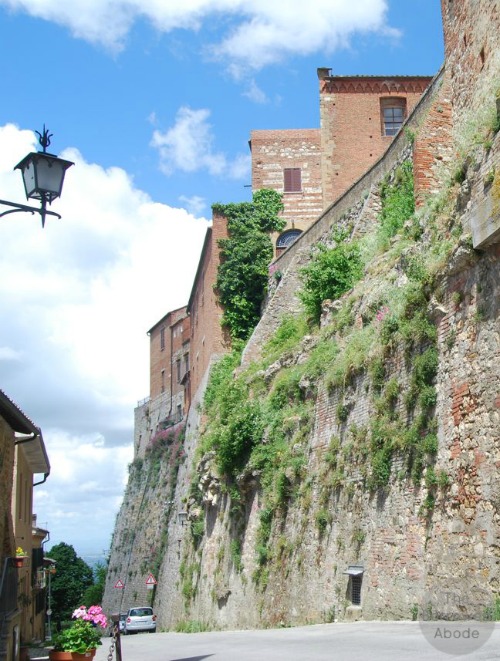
xmin=299 ymin=230 xmax=364 ymax=324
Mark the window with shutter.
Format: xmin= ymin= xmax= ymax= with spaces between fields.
xmin=284 ymin=168 xmax=302 ymax=192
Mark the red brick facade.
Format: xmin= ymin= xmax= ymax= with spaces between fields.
xmin=318 ymin=71 xmax=433 ymax=206
xmin=413 ymin=73 xmax=454 ymax=203
xmin=148 ymin=307 xmax=190 ymax=419
xmin=250 ymin=71 xmax=433 ymax=253
xmin=250 ymin=129 xmax=323 ymax=239
xmin=187 ymin=212 xmax=231 ymax=402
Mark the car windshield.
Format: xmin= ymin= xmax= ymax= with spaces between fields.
xmin=129 ymin=608 xmax=152 ymax=617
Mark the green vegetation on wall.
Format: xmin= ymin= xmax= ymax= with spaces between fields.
xmin=299 ymin=230 xmax=364 ymax=324
xmin=188 ymin=149 xmax=472 ymax=589
xmin=214 ymin=189 xmax=285 ymax=341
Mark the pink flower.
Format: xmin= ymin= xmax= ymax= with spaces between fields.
xmin=72 ymin=605 xmax=107 ymax=628
xmin=375 ymin=306 xmax=390 ymax=323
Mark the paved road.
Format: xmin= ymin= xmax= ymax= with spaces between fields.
xmin=93 ymin=621 xmax=500 ymax=661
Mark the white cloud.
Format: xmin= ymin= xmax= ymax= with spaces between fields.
xmin=151 ymin=106 xmax=250 ymax=180
xmin=242 ymin=79 xmax=269 ymax=104
xmin=34 ymin=429 xmax=134 ymax=553
xmin=0 ymin=347 xmax=22 ymax=360
xmin=0 ymin=123 xmax=208 ymax=554
xmin=151 ymin=107 xmax=225 ymax=175
xmin=179 ymin=195 xmax=207 ymax=216
xmin=228 ymin=152 xmax=251 ymax=180
xmin=0 ymin=0 xmax=398 ymax=74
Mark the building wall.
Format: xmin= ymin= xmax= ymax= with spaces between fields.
xmin=149 ymin=307 xmax=189 ymax=404
xmin=413 ymin=69 xmax=454 ymax=203
xmin=441 ymin=0 xmax=500 ymax=125
xmin=318 ymin=71 xmax=433 ymax=208
xmin=0 ymin=418 xmax=14 ymax=566
xmin=188 ymin=214 xmax=230 ymax=401
xmin=250 ymin=74 xmax=433 ymax=254
xmin=250 ymin=129 xmax=323 ymax=233
xmin=13 ymin=445 xmax=35 ymax=645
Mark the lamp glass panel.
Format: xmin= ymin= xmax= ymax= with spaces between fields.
xmin=21 ymin=160 xmax=37 ymax=198
xmin=34 ymin=157 xmax=65 ymax=198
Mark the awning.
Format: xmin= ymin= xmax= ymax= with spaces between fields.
xmin=343 ymin=565 xmax=364 ymax=576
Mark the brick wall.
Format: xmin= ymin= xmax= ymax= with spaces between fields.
xmin=149 ymin=307 xmax=189 ymax=403
xmin=250 ymin=129 xmax=323 ymax=234
xmin=188 ymin=213 xmax=231 ymax=401
xmin=318 ymin=71 xmax=433 ymax=207
xmin=413 ymin=71 xmax=454 ymax=203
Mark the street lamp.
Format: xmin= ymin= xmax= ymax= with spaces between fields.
xmin=0 ymin=125 xmax=74 ymax=228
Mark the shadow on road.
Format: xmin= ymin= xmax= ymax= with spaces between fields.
xmin=169 ymin=657 xmax=214 ymax=661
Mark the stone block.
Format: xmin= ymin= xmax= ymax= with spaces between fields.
xmin=471 ymin=190 xmax=500 ymax=249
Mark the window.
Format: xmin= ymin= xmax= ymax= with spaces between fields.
xmin=176 ymin=404 xmax=182 ymax=422
xmin=284 ymin=168 xmax=302 ymax=192
xmin=184 ymin=353 xmax=189 ymax=374
xmin=344 ymin=565 xmax=363 ymax=606
xmin=276 ymin=229 xmax=302 ymax=249
xmin=351 ymin=575 xmax=362 ymax=605
xmin=160 ymin=327 xmax=165 ymax=351
xmin=176 ymin=359 xmax=181 ymax=383
xmin=380 ymin=98 xmax=406 ymax=136
xmin=161 ymin=369 xmax=165 ymax=393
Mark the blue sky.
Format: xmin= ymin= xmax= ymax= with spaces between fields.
xmin=0 ymin=0 xmax=444 ymax=561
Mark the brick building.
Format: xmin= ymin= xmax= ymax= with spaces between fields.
xmin=134 ymin=210 xmax=231 ymax=459
xmin=148 ymin=307 xmax=190 ymax=419
xmin=251 ymin=70 xmax=433 ymax=254
xmin=250 ymin=129 xmax=323 ymax=254
xmin=186 ymin=211 xmax=231 ymax=403
xmin=134 ymin=308 xmax=190 ymax=458
xmin=318 ymin=70 xmax=432 ymax=205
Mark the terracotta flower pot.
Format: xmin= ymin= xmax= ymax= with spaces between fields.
xmin=48 ymin=651 xmax=96 ymax=661
xmin=13 ymin=556 xmax=27 ymax=568
xmin=72 ymin=652 xmax=96 ymax=661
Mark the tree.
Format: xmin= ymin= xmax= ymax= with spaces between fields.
xmin=82 ymin=562 xmax=106 ymax=606
xmin=49 ymin=543 xmax=94 ymax=623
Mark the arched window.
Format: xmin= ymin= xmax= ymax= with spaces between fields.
xmin=276 ymin=229 xmax=302 ymax=249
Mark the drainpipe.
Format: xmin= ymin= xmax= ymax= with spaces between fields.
xmin=33 ymin=472 xmax=49 ymax=487
xmin=14 ymin=432 xmax=37 ymax=446
xmin=15 ymin=431 xmax=51 ymax=483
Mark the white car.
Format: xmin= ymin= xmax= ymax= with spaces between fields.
xmin=108 ymin=613 xmax=126 ymax=636
xmin=124 ymin=607 xmax=157 ymax=634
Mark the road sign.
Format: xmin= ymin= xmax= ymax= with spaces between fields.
xmin=146 ymin=573 xmax=157 ymax=586
xmin=114 ymin=579 xmax=125 ymax=589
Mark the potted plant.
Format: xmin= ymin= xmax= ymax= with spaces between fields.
xmin=13 ymin=546 xmax=28 ymax=568
xmin=49 ymin=606 xmax=107 ymax=661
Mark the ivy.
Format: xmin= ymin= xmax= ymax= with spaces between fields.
xmin=214 ymin=189 xmax=285 ymax=341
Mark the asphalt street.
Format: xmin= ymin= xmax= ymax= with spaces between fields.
xmin=93 ymin=621 xmax=500 ymax=661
